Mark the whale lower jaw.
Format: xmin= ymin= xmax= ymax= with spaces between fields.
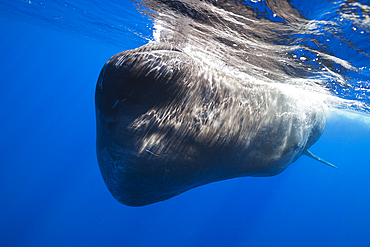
xmin=303 ymin=150 xmax=337 ymax=169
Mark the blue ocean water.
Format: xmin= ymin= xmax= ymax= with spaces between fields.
xmin=0 ymin=0 xmax=370 ymax=246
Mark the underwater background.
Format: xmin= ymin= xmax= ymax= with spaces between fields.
xmin=1 ymin=0 xmax=370 ymax=246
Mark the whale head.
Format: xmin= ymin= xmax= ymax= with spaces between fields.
xmin=95 ymin=42 xmax=326 ymax=206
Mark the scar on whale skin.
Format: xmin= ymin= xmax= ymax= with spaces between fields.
xmin=95 ymin=42 xmax=334 ymax=207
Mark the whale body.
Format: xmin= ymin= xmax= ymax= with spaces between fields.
xmin=95 ymin=42 xmax=327 ymax=206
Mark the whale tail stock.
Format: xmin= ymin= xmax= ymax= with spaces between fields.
xmin=303 ymin=150 xmax=338 ymax=169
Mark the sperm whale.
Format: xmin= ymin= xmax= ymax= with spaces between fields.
xmin=95 ymin=42 xmax=333 ymax=206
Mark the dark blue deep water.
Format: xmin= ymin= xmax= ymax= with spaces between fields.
xmin=1 ymin=0 xmax=370 ymax=246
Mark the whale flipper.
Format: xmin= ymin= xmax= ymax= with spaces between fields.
xmin=303 ymin=150 xmax=337 ymax=169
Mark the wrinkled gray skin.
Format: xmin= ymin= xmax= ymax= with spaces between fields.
xmin=95 ymin=42 xmax=325 ymax=206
